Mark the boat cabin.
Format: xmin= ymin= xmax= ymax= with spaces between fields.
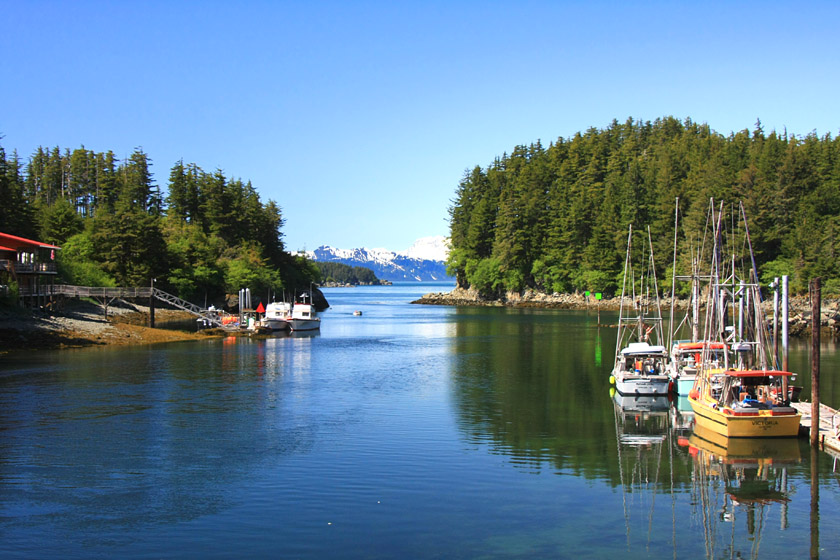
xmin=672 ymin=341 xmax=727 ymax=371
xmin=712 ymin=370 xmax=797 ymax=412
xmin=619 ymin=342 xmax=668 ymax=375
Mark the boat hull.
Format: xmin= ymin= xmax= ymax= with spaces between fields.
xmin=288 ymin=318 xmax=320 ymax=332
xmin=689 ymin=397 xmax=801 ymax=438
xmin=674 ymin=376 xmax=696 ymax=396
xmin=614 ymin=376 xmax=670 ymax=396
xmin=263 ymin=318 xmax=290 ymax=331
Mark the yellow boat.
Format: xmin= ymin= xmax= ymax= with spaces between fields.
xmin=688 ymin=369 xmax=801 ymax=438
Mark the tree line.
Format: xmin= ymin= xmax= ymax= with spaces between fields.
xmin=447 ymin=117 xmax=840 ymax=297
xmin=314 ymin=262 xmax=382 ymax=285
xmin=0 ymin=142 xmax=319 ymax=304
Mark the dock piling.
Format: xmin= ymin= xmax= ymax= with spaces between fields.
xmin=810 ymin=277 xmax=821 ymax=448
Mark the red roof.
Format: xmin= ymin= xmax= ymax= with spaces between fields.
xmin=0 ymin=232 xmax=60 ymax=250
xmin=723 ymin=369 xmax=794 ymax=378
xmin=0 ymin=244 xmax=17 ymax=252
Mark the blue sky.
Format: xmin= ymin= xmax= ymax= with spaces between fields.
xmin=2 ymin=1 xmax=838 ymax=252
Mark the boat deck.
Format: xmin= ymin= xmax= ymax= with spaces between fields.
xmin=793 ymin=401 xmax=840 ymax=458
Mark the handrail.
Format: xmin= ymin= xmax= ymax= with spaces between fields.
xmin=150 ymin=287 xmax=222 ymax=326
xmin=19 ymin=284 xmax=223 ymax=327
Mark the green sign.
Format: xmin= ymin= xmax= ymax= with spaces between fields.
xmin=595 ymin=293 xmax=602 ymax=300
xmin=585 ymin=291 xmax=590 ymax=297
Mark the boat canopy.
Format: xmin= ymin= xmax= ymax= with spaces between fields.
xmin=676 ymin=341 xmax=726 ymax=351
xmin=620 ymin=342 xmax=668 ymax=356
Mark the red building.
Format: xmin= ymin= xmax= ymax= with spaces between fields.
xmin=0 ymin=232 xmax=60 ymax=304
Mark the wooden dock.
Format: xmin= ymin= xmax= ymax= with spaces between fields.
xmin=793 ymin=402 xmax=840 ymax=458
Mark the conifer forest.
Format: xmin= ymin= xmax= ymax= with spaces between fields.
xmin=0 ymin=144 xmax=318 ymax=303
xmin=447 ymin=117 xmax=840 ymax=297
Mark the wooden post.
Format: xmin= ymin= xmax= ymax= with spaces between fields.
xmin=810 ymin=277 xmax=821 ymax=448
xmin=149 ymin=278 xmax=156 ymax=328
xmin=810 ymin=444 xmax=820 ymax=559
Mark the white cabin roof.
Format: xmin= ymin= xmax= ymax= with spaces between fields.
xmin=620 ymin=342 xmax=667 ymax=356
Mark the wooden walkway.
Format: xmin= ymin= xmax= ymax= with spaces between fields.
xmin=793 ymin=401 xmax=840 ymax=458
xmin=21 ymin=284 xmax=223 ymax=327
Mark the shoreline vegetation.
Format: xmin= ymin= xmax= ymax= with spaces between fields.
xmin=413 ymin=287 xmax=840 ymax=337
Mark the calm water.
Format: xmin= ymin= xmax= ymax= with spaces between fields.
xmin=1 ymin=283 xmax=839 ymax=559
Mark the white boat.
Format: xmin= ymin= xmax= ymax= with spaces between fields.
xmin=610 ymin=225 xmax=671 ymax=396
xmin=263 ymin=301 xmax=292 ymax=331
xmin=287 ymin=302 xmax=320 ymax=331
xmin=613 ymin=342 xmax=671 ymax=395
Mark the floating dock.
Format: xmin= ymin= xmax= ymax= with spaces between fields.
xmin=793 ymin=401 xmax=840 ymax=458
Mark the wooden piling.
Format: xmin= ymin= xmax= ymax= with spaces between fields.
xmin=810 ymin=277 xmax=821 ymax=448
xmin=149 ymin=278 xmax=156 ymax=328
xmin=810 ymin=444 xmax=820 ymax=560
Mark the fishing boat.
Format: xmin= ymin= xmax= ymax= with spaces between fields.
xmin=610 ymin=226 xmax=671 ymax=396
xmin=669 ymin=340 xmax=726 ymax=396
xmin=689 ymin=370 xmax=801 ymax=437
xmin=263 ymin=301 xmax=292 ymax=331
xmin=687 ymin=201 xmax=800 ymax=438
xmin=287 ymin=292 xmax=321 ymax=331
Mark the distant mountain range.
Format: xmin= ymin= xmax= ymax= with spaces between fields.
xmin=305 ymin=236 xmax=453 ymax=282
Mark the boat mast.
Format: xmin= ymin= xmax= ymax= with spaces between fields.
xmin=668 ymin=197 xmax=679 ymax=350
xmin=615 ymin=225 xmax=633 ymax=360
xmin=647 ymin=225 xmax=665 ymax=346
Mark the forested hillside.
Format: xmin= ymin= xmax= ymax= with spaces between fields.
xmin=0 ymin=144 xmax=319 ymax=304
xmin=314 ymin=261 xmax=382 ymax=285
xmin=447 ymin=117 xmax=840 ymax=297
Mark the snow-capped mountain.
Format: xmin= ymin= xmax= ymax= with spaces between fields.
xmin=306 ymin=236 xmax=453 ymax=282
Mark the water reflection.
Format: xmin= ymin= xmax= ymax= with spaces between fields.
xmin=611 ymin=393 xmax=671 ymax=548
xmin=688 ymin=424 xmax=801 ymax=559
xmin=0 ymin=341 xmax=317 ymax=541
xmin=450 ymin=308 xmax=615 ymax=474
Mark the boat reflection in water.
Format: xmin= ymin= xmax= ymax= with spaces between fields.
xmin=688 ymin=423 xmax=801 ymax=559
xmin=612 ymin=391 xmax=671 ymax=414
xmin=612 ymin=391 xmax=671 ymax=548
xmin=671 ymin=394 xmax=696 ymax=437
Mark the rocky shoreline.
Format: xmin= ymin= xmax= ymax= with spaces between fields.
xmin=413 ymin=287 xmax=840 ymax=337
xmin=0 ymin=300 xmax=220 ymax=353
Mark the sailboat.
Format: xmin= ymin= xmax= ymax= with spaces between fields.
xmin=687 ymin=201 xmax=800 ymax=438
xmin=610 ymin=226 xmax=671 ymax=396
